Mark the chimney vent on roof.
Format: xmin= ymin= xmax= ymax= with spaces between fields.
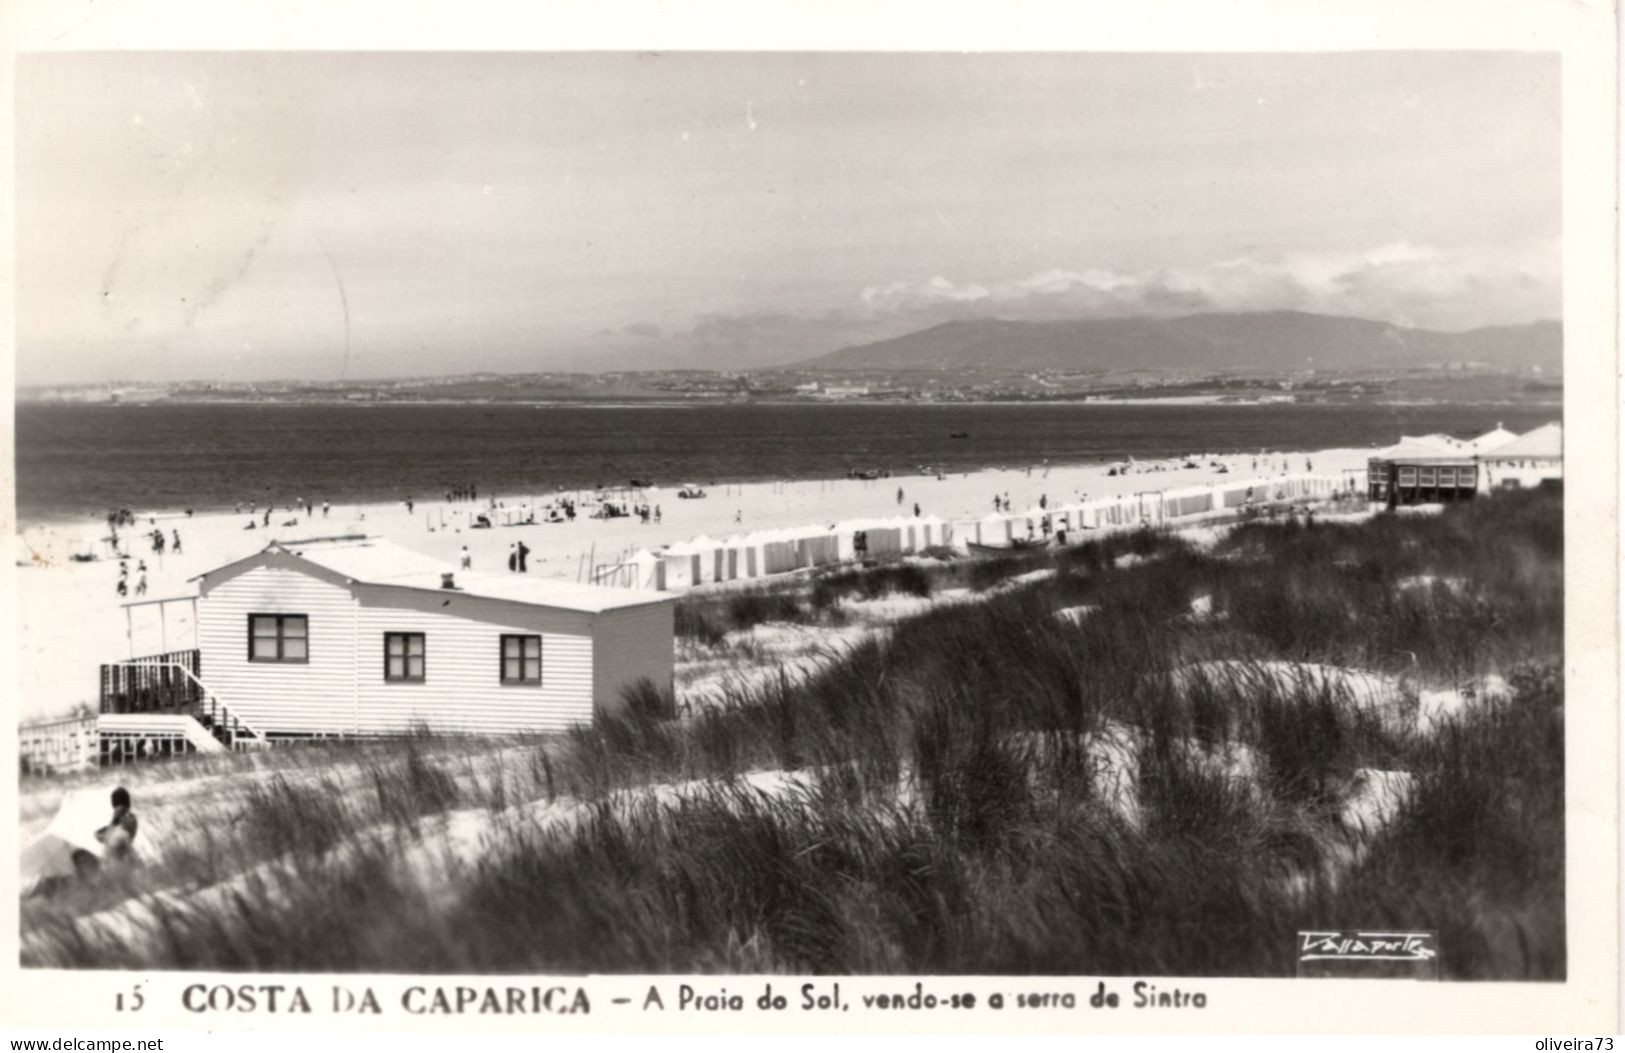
xmin=441 ymin=572 xmax=457 ymax=590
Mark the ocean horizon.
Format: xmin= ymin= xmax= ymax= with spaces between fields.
xmin=16 ymin=400 xmax=1557 ymax=524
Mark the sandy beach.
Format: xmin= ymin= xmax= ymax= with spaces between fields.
xmin=14 ymin=445 xmax=1372 ymax=722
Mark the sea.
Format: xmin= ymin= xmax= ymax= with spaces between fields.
xmin=15 ymin=400 xmax=1559 ymax=524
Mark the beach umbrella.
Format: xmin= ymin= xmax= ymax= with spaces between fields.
xmin=21 ymin=787 xmax=112 ymax=895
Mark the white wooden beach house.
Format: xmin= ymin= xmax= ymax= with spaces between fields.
xmin=95 ymin=537 xmax=674 ymax=760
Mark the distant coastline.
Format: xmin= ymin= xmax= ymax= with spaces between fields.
xmin=15 ymin=390 xmax=1562 ymax=410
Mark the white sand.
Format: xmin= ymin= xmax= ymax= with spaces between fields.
xmin=14 ymin=445 xmax=1373 ymax=722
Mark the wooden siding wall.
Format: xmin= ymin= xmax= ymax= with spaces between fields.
xmin=199 ymin=559 xmax=629 ymax=735
xmin=353 ymin=586 xmax=597 ymax=734
xmin=591 ymin=602 xmax=676 ymax=719
xmin=197 ymin=564 xmax=358 ymax=735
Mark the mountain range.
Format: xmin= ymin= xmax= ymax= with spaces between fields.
xmin=792 ymin=312 xmax=1561 ymax=374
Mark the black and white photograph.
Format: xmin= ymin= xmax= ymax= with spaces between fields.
xmin=4 ymin=2 xmax=1617 ymax=1033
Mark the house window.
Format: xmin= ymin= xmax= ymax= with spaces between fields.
xmin=501 ymin=634 xmax=542 ymax=684
xmin=385 ymin=633 xmax=426 ymax=682
xmin=249 ymin=614 xmax=308 ymax=663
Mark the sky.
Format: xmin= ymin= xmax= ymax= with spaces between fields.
xmin=16 ymin=51 xmax=1561 ymax=384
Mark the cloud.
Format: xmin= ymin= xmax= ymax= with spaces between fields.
xmin=860 ymin=275 xmax=990 ymax=312
xmin=856 ymin=240 xmax=1560 ymax=331
xmin=601 ymin=239 xmax=1561 ymax=371
xmin=622 ymin=322 xmax=663 ymax=338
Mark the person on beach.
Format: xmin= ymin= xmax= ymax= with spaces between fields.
xmin=263 ymin=506 xmax=271 ymax=527
xmin=322 ymin=501 xmax=330 ymax=518
xmin=913 ymin=503 xmax=921 ymax=517
xmin=98 ymin=786 xmax=138 ymax=862
xmin=460 ymin=545 xmax=472 ymax=570
xmin=508 ymin=544 xmax=518 ymax=573
xmin=655 ymin=505 xmax=662 ymax=524
xmin=896 ymin=487 xmax=904 ymax=505
xmin=517 ymin=541 xmax=531 ymax=573
xmin=172 ymin=530 xmax=182 ymax=554
xmin=135 ymin=572 xmax=147 ymax=597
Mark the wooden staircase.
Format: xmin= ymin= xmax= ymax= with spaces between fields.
xmin=98 ymin=649 xmax=265 ymax=759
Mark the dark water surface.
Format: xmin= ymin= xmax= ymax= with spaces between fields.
xmin=15 ymin=401 xmax=1557 ymax=523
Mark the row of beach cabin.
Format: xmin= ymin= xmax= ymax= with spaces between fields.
xmin=619 ymin=473 xmax=1347 ymax=592
xmin=613 ymin=515 xmax=953 ymax=590
xmin=956 ymin=474 xmax=1342 ymax=548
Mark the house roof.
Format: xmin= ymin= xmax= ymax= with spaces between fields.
xmin=1481 ymin=422 xmax=1562 ymax=460
xmin=1373 ymin=434 xmax=1463 ymax=458
xmin=1469 ymin=426 xmax=1519 ymax=453
xmin=203 ymin=538 xmax=671 ymax=613
xmin=1372 ymin=455 xmax=1480 ymax=466
xmin=377 ymin=570 xmax=672 ymax=612
xmin=286 ymin=539 xmax=447 ymax=583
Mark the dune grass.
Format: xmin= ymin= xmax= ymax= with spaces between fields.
xmin=22 ymin=488 xmax=1565 ymax=977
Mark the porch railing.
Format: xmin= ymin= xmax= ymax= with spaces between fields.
xmin=100 ymin=649 xmax=202 ymax=715
xmin=98 ymin=650 xmax=264 ymax=749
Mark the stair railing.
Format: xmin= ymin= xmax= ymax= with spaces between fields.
xmin=99 ymin=661 xmax=265 ymax=748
